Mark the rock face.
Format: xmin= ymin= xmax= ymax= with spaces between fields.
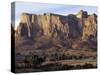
xmin=76 ymin=10 xmax=97 ymax=41
xmin=17 ymin=13 xmax=69 ymax=39
xmin=15 ymin=10 xmax=97 ymax=49
xmin=82 ymin=14 xmax=97 ymax=40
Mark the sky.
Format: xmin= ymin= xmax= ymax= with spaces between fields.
xmin=11 ymin=1 xmax=97 ymax=29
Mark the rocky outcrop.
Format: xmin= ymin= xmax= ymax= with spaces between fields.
xmin=17 ymin=13 xmax=83 ymax=39
xmin=82 ymin=14 xmax=97 ymax=40
xmin=15 ymin=10 xmax=97 ymax=49
xmin=17 ymin=13 xmax=70 ymax=40
xmin=76 ymin=10 xmax=97 ymax=41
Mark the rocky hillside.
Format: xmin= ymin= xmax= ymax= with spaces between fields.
xmin=15 ymin=10 xmax=97 ymax=50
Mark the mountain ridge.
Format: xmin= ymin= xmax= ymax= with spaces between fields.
xmin=15 ymin=10 xmax=97 ymax=50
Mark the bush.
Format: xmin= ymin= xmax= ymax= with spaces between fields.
xmin=24 ymin=55 xmax=45 ymax=68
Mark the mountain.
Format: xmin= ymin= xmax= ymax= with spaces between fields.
xmin=15 ymin=10 xmax=97 ymax=50
xmin=76 ymin=10 xmax=97 ymax=41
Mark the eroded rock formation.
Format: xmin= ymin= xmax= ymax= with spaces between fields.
xmin=15 ymin=10 xmax=97 ymax=49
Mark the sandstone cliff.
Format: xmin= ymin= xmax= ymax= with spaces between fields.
xmin=15 ymin=10 xmax=97 ymax=49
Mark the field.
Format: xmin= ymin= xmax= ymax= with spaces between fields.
xmin=15 ymin=48 xmax=97 ymax=73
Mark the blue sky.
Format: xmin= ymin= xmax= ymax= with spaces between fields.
xmin=11 ymin=2 xmax=97 ymax=29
